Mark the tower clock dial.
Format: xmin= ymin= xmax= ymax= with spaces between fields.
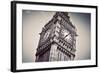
xmin=61 ymin=29 xmax=72 ymax=43
xmin=61 ymin=29 xmax=69 ymax=38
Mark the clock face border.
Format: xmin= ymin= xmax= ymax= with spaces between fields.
xmin=11 ymin=1 xmax=98 ymax=72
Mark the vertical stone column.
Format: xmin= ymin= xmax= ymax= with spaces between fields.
xmin=49 ymin=43 xmax=58 ymax=61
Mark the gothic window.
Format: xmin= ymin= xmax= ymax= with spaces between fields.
xmin=40 ymin=29 xmax=51 ymax=43
xmin=57 ymin=49 xmax=61 ymax=61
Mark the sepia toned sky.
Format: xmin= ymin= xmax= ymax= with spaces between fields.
xmin=22 ymin=10 xmax=91 ymax=63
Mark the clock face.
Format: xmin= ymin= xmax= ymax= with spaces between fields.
xmin=61 ymin=29 xmax=72 ymax=43
xmin=65 ymin=34 xmax=72 ymax=43
xmin=61 ymin=29 xmax=69 ymax=37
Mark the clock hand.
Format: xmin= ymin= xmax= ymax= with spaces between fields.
xmin=64 ymin=33 xmax=70 ymax=39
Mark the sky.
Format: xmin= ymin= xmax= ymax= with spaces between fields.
xmin=22 ymin=10 xmax=91 ymax=63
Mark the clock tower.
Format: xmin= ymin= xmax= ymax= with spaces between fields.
xmin=35 ymin=12 xmax=77 ymax=62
